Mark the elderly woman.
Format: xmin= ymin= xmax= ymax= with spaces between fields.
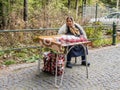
xmin=58 ymin=16 xmax=90 ymax=68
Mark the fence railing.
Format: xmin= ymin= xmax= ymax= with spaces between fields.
xmin=0 ymin=24 xmax=117 ymax=66
xmin=0 ymin=24 xmax=117 ymax=52
xmin=0 ymin=28 xmax=58 ymax=52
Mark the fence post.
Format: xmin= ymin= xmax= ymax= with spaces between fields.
xmin=95 ymin=3 xmax=98 ymax=22
xmin=112 ymin=22 xmax=117 ymax=45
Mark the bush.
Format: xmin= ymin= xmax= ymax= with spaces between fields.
xmin=85 ymin=25 xmax=112 ymax=47
xmin=4 ymin=60 xmax=16 ymax=66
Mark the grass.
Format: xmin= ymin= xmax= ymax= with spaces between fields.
xmin=4 ymin=60 xmax=16 ymax=66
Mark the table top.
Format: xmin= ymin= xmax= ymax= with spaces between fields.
xmin=38 ymin=35 xmax=90 ymax=46
xmin=38 ymin=35 xmax=91 ymax=53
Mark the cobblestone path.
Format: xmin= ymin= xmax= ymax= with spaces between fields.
xmin=0 ymin=45 xmax=120 ymax=90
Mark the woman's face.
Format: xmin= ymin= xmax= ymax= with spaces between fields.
xmin=66 ymin=18 xmax=74 ymax=27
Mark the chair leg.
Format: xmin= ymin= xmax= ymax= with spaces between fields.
xmin=75 ymin=57 xmax=77 ymax=63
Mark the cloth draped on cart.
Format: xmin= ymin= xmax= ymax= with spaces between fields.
xmin=42 ymin=52 xmax=65 ymax=76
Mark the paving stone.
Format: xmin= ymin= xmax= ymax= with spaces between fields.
xmin=0 ymin=45 xmax=120 ymax=90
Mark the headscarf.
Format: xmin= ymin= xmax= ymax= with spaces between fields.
xmin=66 ymin=16 xmax=80 ymax=36
xmin=69 ymin=26 xmax=80 ymax=36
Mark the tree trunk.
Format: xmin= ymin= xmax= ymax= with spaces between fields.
xmin=117 ymin=0 xmax=119 ymax=11
xmin=75 ymin=0 xmax=79 ymax=18
xmin=23 ymin=0 xmax=28 ymax=28
xmin=0 ymin=1 xmax=6 ymax=29
xmin=68 ymin=0 xmax=71 ymax=10
xmin=0 ymin=2 xmax=3 ymax=29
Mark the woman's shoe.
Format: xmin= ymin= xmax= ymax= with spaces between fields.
xmin=81 ymin=61 xmax=90 ymax=66
xmin=66 ymin=62 xmax=72 ymax=68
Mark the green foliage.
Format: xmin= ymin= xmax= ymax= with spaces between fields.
xmin=102 ymin=39 xmax=112 ymax=46
xmin=85 ymin=27 xmax=101 ymax=47
xmin=92 ymin=21 xmax=103 ymax=26
xmin=92 ymin=39 xmax=112 ymax=47
xmin=106 ymin=29 xmax=112 ymax=35
xmin=85 ymin=27 xmax=95 ymax=39
xmin=0 ymin=52 xmax=5 ymax=56
xmin=92 ymin=39 xmax=103 ymax=47
xmin=0 ymin=48 xmax=42 ymax=66
xmin=15 ymin=52 xmax=27 ymax=58
xmin=4 ymin=60 xmax=16 ymax=65
xmin=85 ymin=26 xmax=103 ymax=39
xmin=24 ymin=55 xmax=39 ymax=63
xmin=100 ymin=0 xmax=116 ymax=7
xmin=13 ymin=49 xmax=28 ymax=59
xmin=85 ymin=25 xmax=112 ymax=47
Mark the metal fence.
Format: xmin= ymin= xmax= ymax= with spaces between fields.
xmin=0 ymin=28 xmax=58 ymax=52
xmin=0 ymin=25 xmax=117 ymax=66
xmin=0 ymin=25 xmax=117 ymax=51
xmin=82 ymin=4 xmax=119 ymax=19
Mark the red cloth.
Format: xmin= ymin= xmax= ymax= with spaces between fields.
xmin=42 ymin=52 xmax=65 ymax=76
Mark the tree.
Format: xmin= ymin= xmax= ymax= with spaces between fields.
xmin=23 ymin=0 xmax=28 ymax=28
xmin=68 ymin=0 xmax=71 ymax=9
xmin=0 ymin=0 xmax=10 ymax=29
xmin=75 ymin=0 xmax=79 ymax=18
xmin=100 ymin=0 xmax=117 ymax=8
xmin=117 ymin=0 xmax=119 ymax=10
xmin=23 ymin=0 xmax=28 ymax=21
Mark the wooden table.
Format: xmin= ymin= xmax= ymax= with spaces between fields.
xmin=37 ymin=35 xmax=90 ymax=88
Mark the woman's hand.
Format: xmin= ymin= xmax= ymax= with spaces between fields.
xmin=70 ymin=25 xmax=75 ymax=29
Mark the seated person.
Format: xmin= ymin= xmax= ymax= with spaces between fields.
xmin=58 ymin=16 xmax=90 ymax=68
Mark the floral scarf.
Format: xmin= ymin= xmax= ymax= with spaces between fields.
xmin=69 ymin=26 xmax=80 ymax=36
